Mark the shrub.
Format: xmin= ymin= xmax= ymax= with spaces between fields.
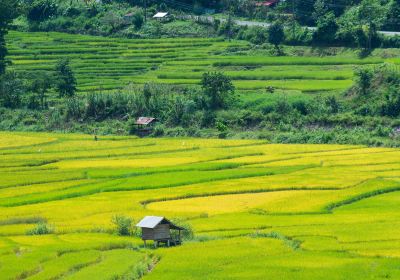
xmin=151 ymin=123 xmax=166 ymax=137
xmin=241 ymin=26 xmax=267 ymax=45
xmin=354 ymin=68 xmax=373 ymax=95
xmin=112 ymin=215 xmax=134 ymax=236
xmin=170 ymin=219 xmax=194 ymax=241
xmin=216 ymin=121 xmax=228 ymax=139
xmin=26 ymin=222 xmax=54 ymax=235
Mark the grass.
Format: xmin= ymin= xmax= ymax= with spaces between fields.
xmin=1 ymin=131 xmax=400 ymax=279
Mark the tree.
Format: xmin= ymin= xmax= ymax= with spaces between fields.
xmin=268 ymin=22 xmax=285 ymax=50
xmin=0 ymin=0 xmax=20 ymax=75
xmin=358 ymin=0 xmax=387 ymax=50
xmin=294 ymin=0 xmax=315 ymax=25
xmin=312 ymin=0 xmax=329 ymax=22
xmin=27 ymin=0 xmax=57 ymax=22
xmin=0 ymin=71 xmax=24 ymax=108
xmin=337 ymin=0 xmax=387 ymax=50
xmin=386 ymin=0 xmax=400 ymax=30
xmin=101 ymin=11 xmax=123 ymax=33
xmin=30 ymin=72 xmax=52 ymax=109
xmin=55 ymin=58 xmax=76 ymax=97
xmin=201 ymin=72 xmax=235 ymax=110
xmin=313 ymin=12 xmax=338 ymax=44
xmin=132 ymin=11 xmax=144 ymax=29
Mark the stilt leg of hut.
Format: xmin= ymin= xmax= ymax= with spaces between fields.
xmin=167 ymin=240 xmax=170 ymax=247
xmin=144 ymin=240 xmax=146 ymax=248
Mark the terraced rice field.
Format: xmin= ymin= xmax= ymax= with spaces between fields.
xmin=1 ymin=132 xmax=400 ymax=279
xmin=7 ymin=31 xmax=400 ymax=93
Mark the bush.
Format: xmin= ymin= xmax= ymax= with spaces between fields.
xmin=112 ymin=215 xmax=134 ymax=236
xmin=284 ymin=22 xmax=312 ymax=45
xmin=26 ymin=222 xmax=54 ymax=235
xmin=216 ymin=121 xmax=228 ymax=138
xmin=240 ymin=26 xmax=267 ymax=45
xmin=151 ymin=123 xmax=166 ymax=137
xmin=170 ymin=219 xmax=194 ymax=241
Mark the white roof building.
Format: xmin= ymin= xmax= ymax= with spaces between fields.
xmin=153 ymin=12 xmax=169 ymax=19
xmin=136 ymin=216 xmax=165 ymax=228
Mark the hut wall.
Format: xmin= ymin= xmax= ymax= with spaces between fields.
xmin=142 ymin=228 xmax=155 ymax=240
xmin=154 ymin=224 xmax=170 ymax=240
xmin=141 ymin=225 xmax=171 ymax=240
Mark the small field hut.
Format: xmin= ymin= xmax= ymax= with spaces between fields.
xmin=133 ymin=117 xmax=157 ymax=137
xmin=153 ymin=12 xmax=169 ymax=21
xmin=136 ymin=216 xmax=184 ymax=248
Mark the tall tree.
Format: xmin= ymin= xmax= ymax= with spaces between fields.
xmin=201 ymin=72 xmax=235 ymax=109
xmin=268 ymin=22 xmax=285 ymax=50
xmin=337 ymin=0 xmax=387 ymax=50
xmin=385 ymin=0 xmax=400 ymax=30
xmin=313 ymin=12 xmax=338 ymax=44
xmin=0 ymin=71 xmax=24 ymax=108
xmin=31 ymin=72 xmax=51 ymax=109
xmin=358 ymin=0 xmax=387 ymax=50
xmin=55 ymin=58 xmax=77 ymax=97
xmin=0 ymin=0 xmax=20 ymax=75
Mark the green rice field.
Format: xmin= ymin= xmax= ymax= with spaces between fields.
xmin=7 ymin=31 xmax=400 ymax=93
xmin=1 ymin=131 xmax=400 ymax=279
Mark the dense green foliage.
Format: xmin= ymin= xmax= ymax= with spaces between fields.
xmin=55 ymin=58 xmax=77 ymax=97
xmin=348 ymin=64 xmax=400 ymax=117
xmin=268 ymin=22 xmax=284 ymax=50
xmin=7 ymin=0 xmax=399 ymax=48
xmin=201 ymin=71 xmax=235 ymax=109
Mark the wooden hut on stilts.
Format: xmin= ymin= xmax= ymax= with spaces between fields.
xmin=136 ymin=216 xmax=185 ymax=248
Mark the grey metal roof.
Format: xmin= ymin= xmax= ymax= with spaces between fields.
xmin=136 ymin=216 xmax=164 ymax=229
xmin=136 ymin=216 xmax=185 ymax=230
xmin=153 ymin=12 xmax=168 ymax=18
xmin=135 ymin=117 xmax=156 ymax=125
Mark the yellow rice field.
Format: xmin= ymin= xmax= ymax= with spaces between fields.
xmin=1 ymin=132 xmax=400 ymax=279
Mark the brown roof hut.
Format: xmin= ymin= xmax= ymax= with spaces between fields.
xmin=136 ymin=216 xmax=184 ymax=248
xmin=133 ymin=117 xmax=157 ymax=137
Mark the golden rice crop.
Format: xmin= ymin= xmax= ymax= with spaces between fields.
xmin=0 ymin=132 xmax=400 ymax=279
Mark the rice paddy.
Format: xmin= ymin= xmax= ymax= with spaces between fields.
xmin=1 ymin=131 xmax=400 ymax=279
xmin=7 ymin=31 xmax=398 ymax=94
